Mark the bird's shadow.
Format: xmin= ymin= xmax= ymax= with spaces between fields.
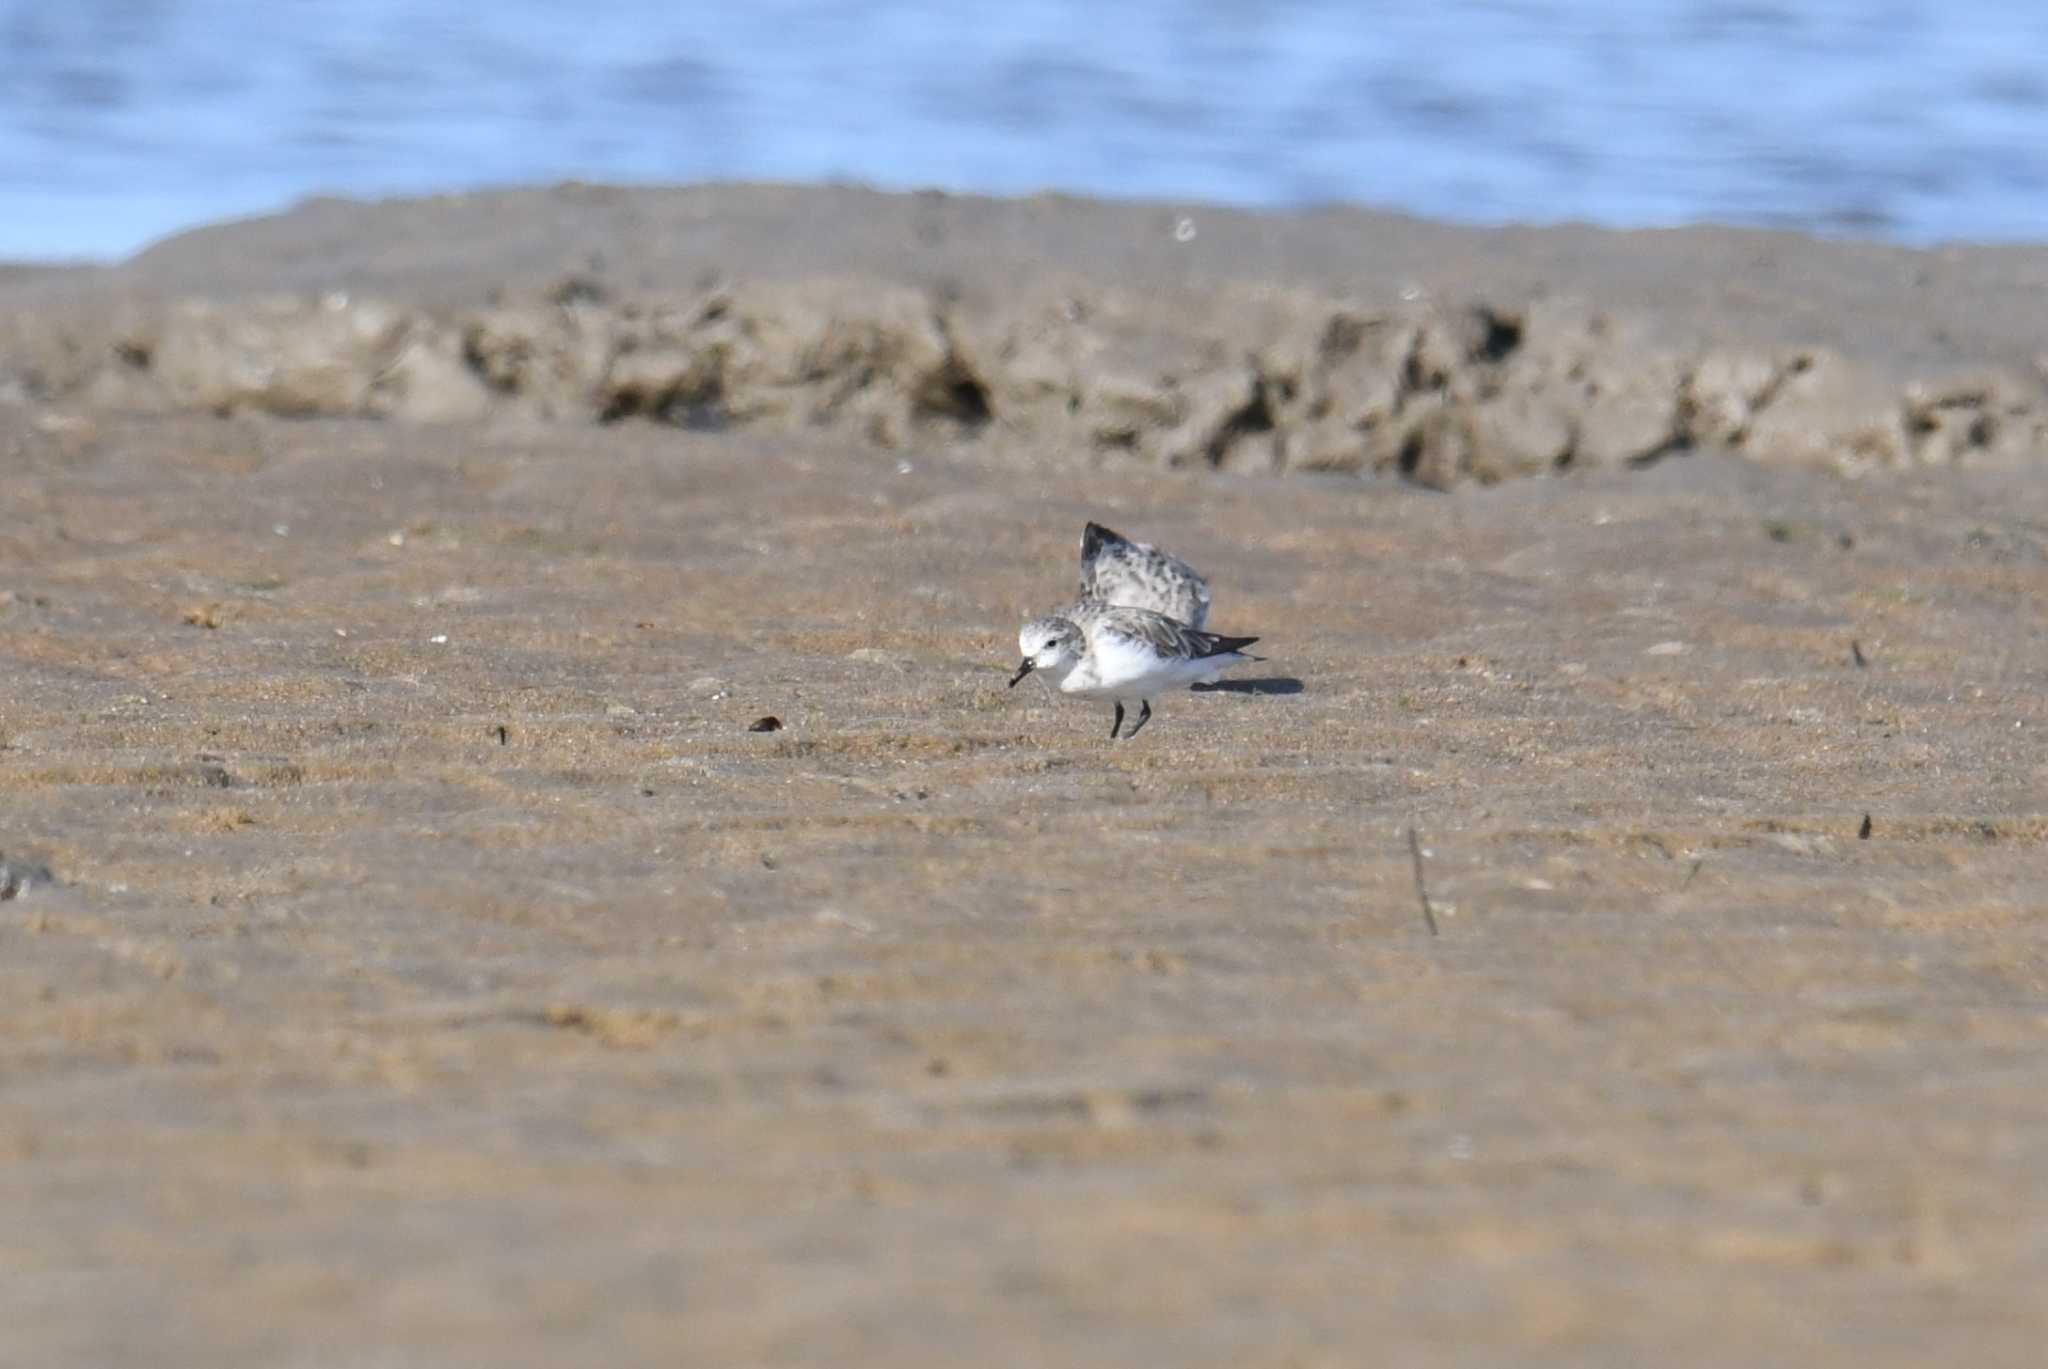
xmin=1191 ymin=676 xmax=1304 ymax=696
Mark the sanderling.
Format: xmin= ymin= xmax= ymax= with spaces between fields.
xmin=1009 ymin=602 xmax=1262 ymax=739
xmin=1078 ymin=521 xmax=1210 ymax=629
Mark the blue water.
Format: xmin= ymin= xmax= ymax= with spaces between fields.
xmin=4 ymin=1 xmax=2047 ymax=261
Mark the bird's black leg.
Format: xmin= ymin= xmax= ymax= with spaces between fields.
xmin=1124 ymin=699 xmax=1153 ymax=739
xmin=1110 ymin=702 xmax=1125 ymax=740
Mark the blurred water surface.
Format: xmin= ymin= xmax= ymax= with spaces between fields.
xmin=3 ymin=0 xmax=2045 ymax=259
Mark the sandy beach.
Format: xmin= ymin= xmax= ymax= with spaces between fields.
xmin=3 ymin=186 xmax=2047 ymax=1366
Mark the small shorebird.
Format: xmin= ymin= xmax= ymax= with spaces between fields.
xmin=1009 ymin=602 xmax=1261 ymax=740
xmin=1077 ymin=521 xmax=1210 ymax=629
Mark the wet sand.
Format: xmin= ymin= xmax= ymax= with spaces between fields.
xmin=3 ymin=188 xmax=2048 ymax=1365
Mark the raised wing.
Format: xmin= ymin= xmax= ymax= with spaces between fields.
xmin=1077 ymin=521 xmax=1211 ymax=628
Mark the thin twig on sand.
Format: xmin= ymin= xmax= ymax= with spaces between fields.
xmin=1406 ymin=826 xmax=1440 ymax=938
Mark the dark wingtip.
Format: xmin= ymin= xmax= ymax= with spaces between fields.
xmin=1205 ymin=634 xmax=1260 ymax=658
xmin=1081 ymin=521 xmax=1125 ymax=560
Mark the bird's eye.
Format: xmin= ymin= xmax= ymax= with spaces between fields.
xmin=1043 ymin=640 xmax=1058 ymax=650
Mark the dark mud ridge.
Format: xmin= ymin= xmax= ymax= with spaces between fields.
xmin=3 ymin=192 xmax=2046 ymax=489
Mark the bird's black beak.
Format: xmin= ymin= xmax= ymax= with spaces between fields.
xmin=1008 ymin=660 xmax=1034 ymax=688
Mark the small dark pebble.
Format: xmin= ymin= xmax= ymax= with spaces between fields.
xmin=1850 ymin=640 xmax=1868 ymax=668
xmin=748 ymin=716 xmax=783 ymax=733
xmin=1858 ymin=814 xmax=1873 ymax=840
xmin=495 ymin=724 xmax=510 ymax=745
